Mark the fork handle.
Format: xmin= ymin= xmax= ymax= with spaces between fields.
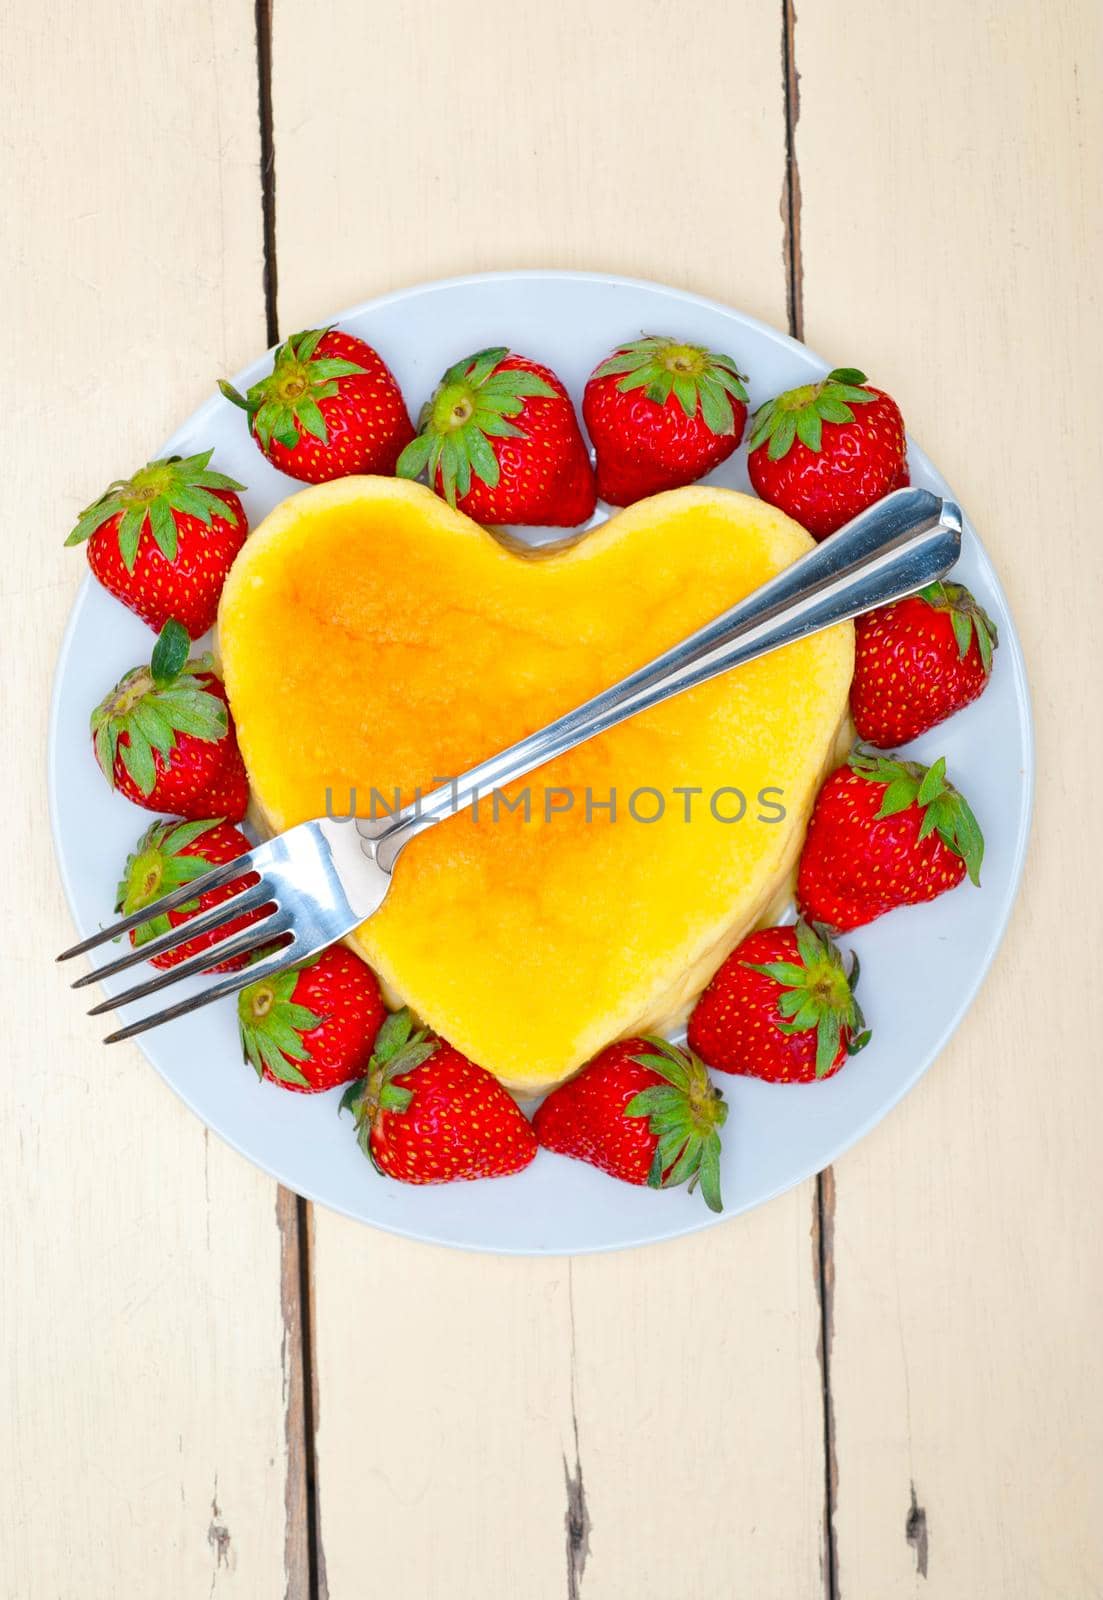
xmin=369 ymin=487 xmax=962 ymax=874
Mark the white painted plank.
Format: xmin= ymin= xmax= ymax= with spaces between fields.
xmin=272 ymin=0 xmax=794 ymax=335
xmin=272 ymin=2 xmax=828 ymax=1594
xmin=0 ymin=3 xmax=297 ymax=1594
xmin=796 ymin=0 xmax=1103 ymax=1592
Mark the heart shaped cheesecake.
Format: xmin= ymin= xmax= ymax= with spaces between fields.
xmin=219 ymin=477 xmax=853 ymax=1093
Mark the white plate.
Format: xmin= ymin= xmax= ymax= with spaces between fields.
xmin=49 ymin=271 xmax=1034 ymax=1255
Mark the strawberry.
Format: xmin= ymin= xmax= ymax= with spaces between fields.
xmin=341 ymin=1010 xmax=536 ymax=1183
xmin=238 ymin=945 xmax=385 ymax=1093
xmin=797 ymin=748 xmax=984 ymax=932
xmin=533 ymin=1036 xmax=727 ymax=1211
xmin=219 ymin=326 xmax=413 ymax=484
xmin=747 ymin=368 xmax=909 ymax=539
xmin=688 ymin=919 xmax=870 ymax=1084
xmin=396 ymin=347 xmax=596 ymax=526
xmin=90 ymin=620 xmax=248 ymax=821
xmin=851 ymin=580 xmax=999 ymax=746
xmin=582 ymin=334 xmax=749 ymax=505
xmin=65 ymin=450 xmax=247 ymax=637
xmin=117 ymin=818 xmax=262 ymax=972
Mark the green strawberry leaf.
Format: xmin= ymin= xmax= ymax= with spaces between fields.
xmin=147 ymin=496 xmax=179 ymax=562
xmin=698 ymin=1135 xmax=723 ymax=1215
xmin=916 ymin=756 xmax=947 ymax=807
xmin=769 ymin=411 xmax=797 ymax=460
xmin=64 ymin=497 xmax=123 ymax=548
xmin=338 ymin=1079 xmax=365 ymax=1117
xmin=119 ymin=733 xmax=157 ymax=796
xmin=93 ymin=719 xmax=118 ymax=783
xmin=481 ymin=368 xmax=556 ymax=400
xmin=816 ymin=395 xmax=854 ymax=425
xmin=117 ymin=505 xmax=146 ymax=572
xmin=672 ymin=373 xmax=698 ymax=419
xmin=795 ymin=407 xmax=823 ymax=452
xmin=152 ymin=688 xmax=227 ymax=740
xmin=624 ymin=1085 xmax=684 ymax=1117
xmin=395 ymin=433 xmax=435 ymax=479
xmin=295 ymin=395 xmax=330 ymax=445
xmin=374 ymin=1007 xmax=416 ymax=1063
xmin=128 ymin=700 xmax=176 ymax=757
xmin=150 ymin=619 xmax=191 ymax=684
xmin=697 ymin=373 xmax=734 ymax=436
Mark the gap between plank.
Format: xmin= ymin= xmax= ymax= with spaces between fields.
xmin=254 ymin=2 xmax=322 ymax=1594
xmin=277 ymin=1187 xmax=311 ymax=1600
xmin=781 ymin=0 xmax=804 ymax=345
xmin=256 ymin=0 xmax=279 ymax=348
xmin=813 ymin=1169 xmax=839 ymax=1600
xmin=296 ymin=1194 xmax=327 ymax=1599
xmin=781 ymin=4 xmax=838 ymax=1595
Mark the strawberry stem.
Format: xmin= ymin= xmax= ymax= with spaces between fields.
xmin=742 ymin=918 xmax=870 ymax=1078
xmin=396 ymin=348 xmax=557 ymax=506
xmin=748 ymin=367 xmax=874 ymax=460
xmin=339 ymin=1008 xmax=438 ymax=1162
xmin=219 ymin=327 xmax=368 ymax=451
xmin=593 ymin=334 xmax=748 ymax=436
xmin=238 ymin=959 xmax=324 ymax=1088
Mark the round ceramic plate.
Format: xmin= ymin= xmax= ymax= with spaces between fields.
xmin=49 ymin=271 xmax=1033 ymax=1254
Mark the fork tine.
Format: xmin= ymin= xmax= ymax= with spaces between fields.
xmin=102 ymin=941 xmax=302 ymax=1044
xmin=86 ymin=913 xmax=293 ymax=1017
xmin=70 ymin=880 xmax=278 ymax=988
xmin=55 ymin=837 xmax=281 ymax=962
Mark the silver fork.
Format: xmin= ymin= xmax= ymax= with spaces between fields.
xmin=58 ymin=486 xmax=963 ymax=1042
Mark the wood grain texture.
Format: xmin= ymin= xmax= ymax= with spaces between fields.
xmin=0 ymin=4 xmax=299 ymax=1596
xmin=270 ymin=2 xmax=828 ymax=1595
xmin=795 ymin=1 xmax=1102 ymax=1593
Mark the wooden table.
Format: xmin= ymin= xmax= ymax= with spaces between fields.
xmin=5 ymin=2 xmax=1099 ymax=1594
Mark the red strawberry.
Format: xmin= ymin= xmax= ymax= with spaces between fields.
xmin=117 ymin=818 xmax=263 ymax=972
xmin=534 ymin=1036 xmax=727 ymax=1211
xmin=797 ymin=748 xmax=984 ymax=931
xmin=219 ymin=326 xmax=413 ymax=484
xmin=90 ymin=620 xmax=248 ymax=821
xmin=852 ymin=580 xmax=999 ymax=746
xmin=582 ymin=334 xmax=749 ymax=505
xmin=237 ymin=945 xmax=385 ymax=1093
xmin=396 ymin=347 xmax=596 ymax=526
xmin=341 ymin=1010 xmax=536 ymax=1183
xmin=688 ymin=919 xmax=870 ymax=1084
xmin=65 ymin=451 xmax=248 ymax=636
xmin=747 ymin=368 xmax=909 ymax=539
